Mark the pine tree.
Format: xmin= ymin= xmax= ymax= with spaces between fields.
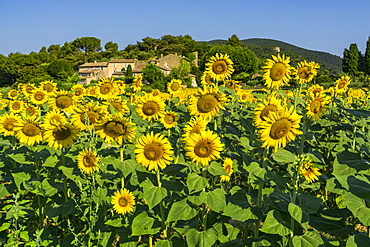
xmin=342 ymin=43 xmax=360 ymax=75
xmin=364 ymin=37 xmax=370 ymax=75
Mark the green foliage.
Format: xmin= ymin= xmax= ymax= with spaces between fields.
xmin=46 ymin=59 xmax=74 ymax=80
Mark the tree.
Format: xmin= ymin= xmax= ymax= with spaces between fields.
xmin=72 ymin=37 xmax=101 ymax=62
xmin=364 ymin=37 xmax=370 ymax=75
xmin=142 ymin=64 xmax=166 ymax=90
xmin=342 ymin=43 xmax=360 ymax=75
xmin=104 ymin=41 xmax=119 ymax=57
xmin=227 ymin=34 xmax=244 ymax=47
xmin=46 ymin=60 xmax=74 ymax=80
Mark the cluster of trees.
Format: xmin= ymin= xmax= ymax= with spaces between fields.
xmin=342 ymin=37 xmax=370 ymax=81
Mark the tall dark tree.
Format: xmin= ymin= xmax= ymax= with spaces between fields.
xmin=342 ymin=43 xmax=360 ymax=75
xmin=104 ymin=41 xmax=119 ymax=56
xmin=72 ymin=37 xmax=101 ymax=62
xmin=364 ymin=37 xmax=370 ymax=75
xmin=227 ymin=34 xmax=244 ymax=47
xmin=46 ymin=60 xmax=74 ymax=80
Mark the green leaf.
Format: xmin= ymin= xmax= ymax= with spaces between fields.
xmin=92 ymin=187 xmax=108 ymax=205
xmin=39 ymin=178 xmax=58 ymax=197
xmin=0 ymin=222 xmax=10 ymax=231
xmin=12 ymin=172 xmax=31 ymax=189
xmin=292 ymin=231 xmax=324 ymax=247
xmin=347 ymin=175 xmax=370 ymax=202
xmin=200 ymin=188 xmax=226 ymax=212
xmin=131 ymin=211 xmax=160 ymax=236
xmin=214 ymin=223 xmax=240 ymax=243
xmin=155 ymin=240 xmax=172 ymax=247
xmin=112 ymin=159 xmax=137 ymax=177
xmin=43 ymin=155 xmax=59 ymax=168
xmin=59 ymin=166 xmax=77 ymax=181
xmin=244 ymin=162 xmax=266 ymax=181
xmin=288 ymin=203 xmax=309 ymax=224
xmin=272 ymin=149 xmax=297 ymax=163
xmin=167 ymin=199 xmax=198 ymax=222
xmin=309 ymin=214 xmax=353 ymax=237
xmin=337 ymin=150 xmax=370 ymax=172
xmin=343 ymin=108 xmax=370 ymax=118
xmin=222 ymin=203 xmax=258 ymax=222
xmin=260 ymin=210 xmax=291 ymax=236
xmin=297 ymin=194 xmax=322 ymax=214
xmin=104 ymin=218 xmax=124 ymax=227
xmin=7 ymin=153 xmax=31 ymax=164
xmin=185 ymin=228 xmax=218 ymax=247
xmin=344 ymin=192 xmax=370 ymax=226
xmin=142 ymin=181 xmax=167 ymax=210
xmin=346 ymin=234 xmax=370 ymax=247
xmin=187 ymin=173 xmax=208 ymax=193
xmin=208 ymin=161 xmax=227 ymax=176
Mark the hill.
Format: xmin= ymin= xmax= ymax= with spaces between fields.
xmin=207 ymin=38 xmax=342 ymax=75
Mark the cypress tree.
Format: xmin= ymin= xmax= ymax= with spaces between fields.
xmin=364 ymin=37 xmax=370 ymax=75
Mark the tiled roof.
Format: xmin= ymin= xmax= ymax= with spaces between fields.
xmin=110 ymin=59 xmax=137 ymax=63
xmin=132 ymin=63 xmax=147 ymax=72
xmin=79 ymin=62 xmax=108 ymax=67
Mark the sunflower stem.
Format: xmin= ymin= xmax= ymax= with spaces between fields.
xmin=119 ymin=145 xmax=124 ymax=162
xmin=156 ymin=169 xmax=167 ymax=238
xmin=35 ymin=158 xmax=44 ymax=230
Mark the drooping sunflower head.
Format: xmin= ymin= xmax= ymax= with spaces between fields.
xmin=295 ymin=60 xmax=319 ymax=84
xmin=97 ymin=77 xmax=118 ymax=99
xmin=24 ymin=104 xmax=40 ymax=117
xmin=262 ymin=54 xmax=293 ymax=90
xmin=188 ymin=86 xmax=227 ymax=120
xmin=103 ymin=97 xmax=129 ymax=116
xmin=335 ymin=75 xmax=351 ymax=94
xmin=307 ymin=84 xmax=325 ymax=98
xmin=48 ymin=90 xmax=75 ymax=112
xmin=167 ymin=79 xmax=183 ymax=95
xmin=297 ymin=156 xmax=321 ymax=183
xmin=184 ymin=130 xmax=224 ymax=166
xmin=201 ymin=71 xmax=215 ymax=86
xmin=220 ymin=157 xmax=234 ymax=182
xmin=77 ymin=148 xmax=100 ymax=174
xmin=22 ymin=83 xmax=36 ymax=96
xmin=131 ymin=74 xmax=143 ymax=93
xmin=222 ymin=80 xmax=241 ymax=91
xmin=134 ymin=132 xmax=173 ymax=171
xmin=160 ymin=111 xmax=178 ymax=129
xmin=30 ymin=89 xmax=49 ymax=105
xmin=205 ymin=53 xmax=235 ymax=82
xmin=306 ymin=93 xmax=330 ymax=121
xmin=111 ymin=188 xmax=136 ymax=215
xmin=13 ymin=115 xmax=43 ymax=146
xmin=43 ymin=122 xmax=80 ymax=149
xmin=258 ymin=106 xmax=303 ymax=152
xmin=40 ymin=80 xmax=58 ymax=95
xmin=95 ymin=116 xmax=136 ymax=145
xmin=253 ymin=94 xmax=284 ymax=127
xmin=0 ymin=113 xmax=22 ymax=136
xmin=136 ymin=94 xmax=165 ymax=122
xmin=71 ymin=102 xmax=108 ymax=130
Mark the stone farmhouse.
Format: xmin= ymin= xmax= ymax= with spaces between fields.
xmin=78 ymin=53 xmax=196 ymax=84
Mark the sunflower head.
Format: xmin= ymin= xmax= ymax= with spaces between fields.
xmin=262 ymin=54 xmax=293 ymax=90
xmin=77 ymin=148 xmax=100 ymax=174
xmin=95 ymin=116 xmax=136 ymax=145
xmin=297 ymin=156 xmax=321 ymax=183
xmin=136 ymin=94 xmax=165 ymax=122
xmin=167 ymin=79 xmax=182 ymax=94
xmin=253 ymin=94 xmax=283 ymax=126
xmin=306 ymin=93 xmax=330 ymax=121
xmin=13 ymin=115 xmax=43 ymax=146
xmin=111 ymin=188 xmax=136 ymax=215
xmin=44 ymin=122 xmax=80 ymax=149
xmin=295 ymin=60 xmax=319 ymax=84
xmin=335 ymin=75 xmax=351 ymax=94
xmin=220 ymin=158 xmax=234 ymax=182
xmin=97 ymin=77 xmax=118 ymax=99
xmin=30 ymin=90 xmax=49 ymax=105
xmin=205 ymin=53 xmax=235 ymax=82
xmin=161 ymin=111 xmax=178 ymax=129
xmin=40 ymin=80 xmax=57 ymax=94
xmin=0 ymin=113 xmax=22 ymax=136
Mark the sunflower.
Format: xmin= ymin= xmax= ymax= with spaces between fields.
xmin=8 ymin=100 xmax=24 ymax=114
xmin=136 ymin=94 xmax=165 ymax=122
xmin=167 ymin=79 xmax=182 ymax=95
xmin=77 ymin=148 xmax=100 ymax=174
xmin=253 ymin=94 xmax=284 ymax=127
xmin=201 ymin=71 xmax=215 ymax=86
xmin=97 ymin=77 xmax=118 ymax=100
xmin=182 ymin=117 xmax=209 ymax=141
xmin=306 ymin=93 xmax=330 ymax=120
xmin=294 ymin=60 xmax=319 ymax=84
xmin=134 ymin=132 xmax=173 ymax=171
xmin=298 ymin=156 xmax=321 ymax=183
xmin=222 ymin=80 xmax=241 ymax=91
xmin=258 ymin=106 xmax=302 ymax=152
xmin=71 ymin=102 xmax=107 ymax=130
xmin=71 ymin=84 xmax=86 ymax=98
xmin=188 ymin=86 xmax=227 ymax=120
xmin=111 ymin=188 xmax=136 ymax=215
xmin=151 ymin=89 xmax=161 ymax=97
xmin=307 ymin=84 xmax=325 ymax=98
xmin=335 ymin=75 xmax=351 ymax=94
xmin=131 ymin=74 xmax=143 ymax=93
xmin=22 ymin=83 xmax=36 ymax=96
xmin=103 ymin=97 xmax=129 ymax=116
xmin=160 ymin=111 xmax=178 ymax=129
xmin=40 ymin=80 xmax=58 ymax=95
xmin=0 ymin=113 xmax=22 ymax=136
xmin=184 ymin=130 xmax=224 ymax=166
xmin=86 ymin=85 xmax=99 ymax=97
xmin=220 ymin=158 xmax=234 ymax=182
xmin=7 ymin=89 xmax=19 ymax=100
xmin=205 ymin=53 xmax=235 ymax=82
xmin=235 ymin=89 xmax=256 ymax=103
xmin=24 ymin=104 xmax=40 ymax=117
xmin=48 ymin=90 xmax=75 ymax=112
xmin=43 ymin=122 xmax=80 ymax=149
xmin=95 ymin=116 xmax=136 ymax=145
xmin=30 ymin=89 xmax=49 ymax=105
xmin=262 ymin=54 xmax=294 ymax=90
xmin=13 ymin=115 xmax=43 ymax=146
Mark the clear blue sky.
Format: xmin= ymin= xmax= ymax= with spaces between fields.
xmin=1 ymin=0 xmax=369 ymax=57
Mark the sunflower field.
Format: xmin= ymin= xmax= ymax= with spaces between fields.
xmin=0 ymin=53 xmax=370 ymax=247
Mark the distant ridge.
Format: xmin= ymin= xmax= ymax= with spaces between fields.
xmin=206 ymin=38 xmax=342 ymax=74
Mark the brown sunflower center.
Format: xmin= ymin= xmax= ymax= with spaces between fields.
xmin=100 ymin=82 xmax=113 ymax=94
xmin=205 ymin=74 xmax=212 ymax=84
xmin=269 ymin=118 xmax=291 ymax=140
xmin=83 ymin=155 xmax=95 ymax=168
xmin=34 ymin=92 xmax=45 ymax=101
xmin=312 ymin=88 xmax=322 ymax=96
xmin=56 ymin=95 xmax=72 ymax=109
xmin=74 ymin=88 xmax=83 ymax=96
xmin=170 ymin=82 xmax=180 ymax=91
xmin=212 ymin=60 xmax=228 ymax=74
xmin=197 ymin=94 xmax=218 ymax=113
xmin=110 ymin=102 xmax=122 ymax=112
xmin=190 ymin=124 xmax=202 ymax=134
xmin=52 ymin=126 xmax=71 ymax=140
xmin=310 ymin=99 xmax=322 ymax=113
xmin=144 ymin=143 xmax=163 ymax=161
xmin=11 ymin=102 xmax=21 ymax=110
xmin=152 ymin=90 xmax=160 ymax=96
xmin=25 ymin=86 xmax=34 ymax=94
xmin=270 ymin=63 xmax=287 ymax=81
xmin=80 ymin=111 xmax=100 ymax=125
xmin=241 ymin=94 xmax=248 ymax=100
xmin=194 ymin=140 xmax=213 ymax=158
xmin=118 ymin=197 xmax=128 ymax=207
xmin=4 ymin=119 xmax=16 ymax=131
xmin=142 ymin=101 xmax=159 ymax=116
xmin=104 ymin=121 xmax=126 ymax=136
xmin=135 ymin=79 xmax=141 ymax=87
xmin=298 ymin=67 xmax=310 ymax=80
xmin=338 ymin=80 xmax=347 ymax=89
xmin=22 ymin=123 xmax=41 ymax=137
xmin=164 ymin=114 xmax=175 ymax=124
xmin=10 ymin=91 xmax=17 ymax=97
xmin=43 ymin=84 xmax=54 ymax=92
xmin=224 ymin=165 xmax=231 ymax=174
xmin=260 ymin=105 xmax=277 ymax=120
xmin=25 ymin=107 xmax=37 ymax=116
